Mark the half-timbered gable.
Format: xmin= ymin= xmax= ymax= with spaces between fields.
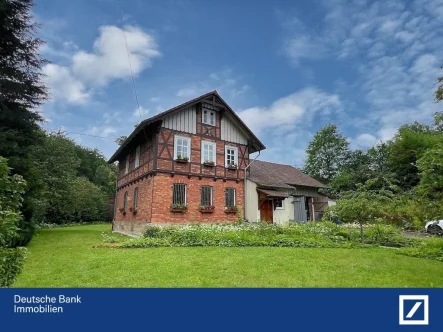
xmin=109 ymin=91 xmax=266 ymax=234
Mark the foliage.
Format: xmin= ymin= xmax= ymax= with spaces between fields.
xmin=170 ymin=204 xmax=188 ymax=210
xmin=115 ymin=136 xmax=128 ymax=146
xmin=0 ymin=247 xmax=27 ymax=287
xmin=304 ymin=124 xmax=349 ymax=184
xmin=198 ymin=205 xmax=215 ymax=210
xmin=134 ymin=222 xmax=358 ymax=248
xmin=325 ymin=185 xmax=393 ymax=242
xmin=399 ymin=237 xmax=443 ymax=262
xmin=0 ymin=157 xmax=28 ymax=248
xmin=101 ymin=232 xmax=119 ymax=244
xmin=436 ymin=66 xmax=443 ymax=102
xmin=30 ymin=133 xmax=115 ymax=224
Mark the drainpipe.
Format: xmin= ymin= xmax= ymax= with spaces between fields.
xmin=112 ymin=166 xmax=119 ymax=232
xmin=244 ymin=150 xmax=261 ymax=222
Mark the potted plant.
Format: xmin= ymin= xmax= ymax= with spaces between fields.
xmin=227 ymin=163 xmax=238 ymax=170
xmin=175 ymin=155 xmax=189 ymax=163
xmin=199 ymin=205 xmax=215 ymax=213
xmin=170 ymin=204 xmax=188 ymax=213
xmin=224 ymin=205 xmax=238 ymax=213
xmin=203 ymin=160 xmax=215 ymax=167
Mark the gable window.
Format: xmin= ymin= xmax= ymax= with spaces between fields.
xmin=225 ymin=188 xmax=236 ymax=208
xmin=174 ymin=135 xmax=191 ymax=160
xmin=135 ymin=146 xmax=140 ymax=168
xmin=203 ymin=109 xmax=215 ymax=126
xmin=123 ymin=191 xmax=129 ymax=212
xmin=275 ymin=199 xmax=284 ymax=210
xmin=201 ymin=141 xmax=216 ymax=163
xmin=172 ymin=184 xmax=187 ymax=205
xmin=225 ymin=146 xmax=238 ymax=167
xmin=133 ymin=188 xmax=139 ymax=210
xmin=125 ymin=157 xmax=129 ymax=174
xmin=201 ymin=186 xmax=213 ymax=206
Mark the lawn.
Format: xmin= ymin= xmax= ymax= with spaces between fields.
xmin=13 ymin=224 xmax=443 ymax=288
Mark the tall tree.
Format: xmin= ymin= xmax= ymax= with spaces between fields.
xmin=0 ymin=0 xmax=48 ymax=223
xmin=303 ymin=124 xmax=349 ymax=184
xmin=436 ymin=66 xmax=443 ymax=102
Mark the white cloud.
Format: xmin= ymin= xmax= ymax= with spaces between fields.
xmin=237 ymin=87 xmax=341 ymax=133
xmin=72 ymin=25 xmax=161 ymax=86
xmin=42 ymin=64 xmax=89 ymax=104
xmin=43 ymin=25 xmax=160 ymax=105
xmin=351 ymin=133 xmax=377 ymax=149
xmin=175 ymin=68 xmax=251 ymax=100
xmin=87 ymin=126 xmax=117 ymax=138
xmin=281 ymin=0 xmax=443 ymax=144
xmin=132 ymin=106 xmax=150 ymax=119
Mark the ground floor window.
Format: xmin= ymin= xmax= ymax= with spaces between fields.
xmin=275 ymin=199 xmax=284 ymax=210
xmin=123 ymin=191 xmax=128 ymax=212
xmin=172 ymin=184 xmax=187 ymax=205
xmin=225 ymin=188 xmax=236 ymax=207
xmin=200 ymin=186 xmax=213 ymax=206
xmin=133 ymin=187 xmax=139 ymax=210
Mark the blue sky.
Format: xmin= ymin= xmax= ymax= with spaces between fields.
xmin=35 ymin=0 xmax=443 ymax=167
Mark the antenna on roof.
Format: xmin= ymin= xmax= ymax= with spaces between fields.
xmin=116 ymin=0 xmax=150 ymax=149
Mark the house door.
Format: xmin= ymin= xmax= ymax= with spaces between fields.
xmin=293 ymin=196 xmax=308 ymax=223
xmin=260 ymin=200 xmax=273 ymax=223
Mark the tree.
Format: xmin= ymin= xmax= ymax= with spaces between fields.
xmin=327 ymin=185 xmax=392 ymax=242
xmin=0 ymin=157 xmax=26 ymax=248
xmin=115 ymin=136 xmax=127 ymax=146
xmin=436 ymin=66 xmax=443 ymax=102
xmin=304 ymin=124 xmax=349 ymax=184
xmin=0 ymin=0 xmax=48 ymax=226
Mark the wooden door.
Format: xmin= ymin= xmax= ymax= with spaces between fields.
xmin=260 ymin=200 xmax=273 ymax=224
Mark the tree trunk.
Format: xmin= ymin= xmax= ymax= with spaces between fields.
xmin=360 ymin=223 xmax=364 ymax=243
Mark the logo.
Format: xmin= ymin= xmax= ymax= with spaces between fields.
xmin=399 ymin=295 xmax=429 ymax=325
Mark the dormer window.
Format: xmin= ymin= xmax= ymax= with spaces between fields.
xmin=203 ymin=109 xmax=215 ymax=126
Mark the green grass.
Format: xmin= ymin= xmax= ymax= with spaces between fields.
xmin=13 ymin=224 xmax=443 ymax=288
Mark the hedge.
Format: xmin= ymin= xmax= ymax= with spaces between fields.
xmin=0 ymin=247 xmax=27 ymax=287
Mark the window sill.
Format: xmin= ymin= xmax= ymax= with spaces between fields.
xmin=199 ymin=209 xmax=215 ymax=213
xmin=203 ymin=162 xmax=216 ymax=167
xmin=170 ymin=208 xmax=187 ymax=213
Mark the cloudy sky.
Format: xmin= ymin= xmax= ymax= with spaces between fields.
xmin=36 ymin=0 xmax=443 ymax=166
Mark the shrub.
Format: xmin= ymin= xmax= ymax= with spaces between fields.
xmin=129 ymin=223 xmax=359 ymax=249
xmin=0 ymin=248 xmax=27 ymax=287
xmin=398 ymin=237 xmax=443 ymax=262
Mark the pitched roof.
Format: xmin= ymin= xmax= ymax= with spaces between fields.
xmin=108 ymin=91 xmax=266 ymax=163
xmin=248 ymin=160 xmax=326 ymax=189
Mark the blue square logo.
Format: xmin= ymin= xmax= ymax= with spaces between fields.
xmin=399 ymin=295 xmax=429 ymax=325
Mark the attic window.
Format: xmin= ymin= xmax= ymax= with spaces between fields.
xmin=203 ymin=109 xmax=215 ymax=126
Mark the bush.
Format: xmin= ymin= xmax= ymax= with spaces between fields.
xmin=364 ymin=223 xmax=418 ymax=247
xmin=398 ymin=237 xmax=443 ymax=262
xmin=129 ymin=223 xmax=358 ymax=249
xmin=0 ymin=247 xmax=27 ymax=287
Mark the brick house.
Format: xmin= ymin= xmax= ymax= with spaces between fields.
xmin=108 ymin=91 xmax=266 ymax=234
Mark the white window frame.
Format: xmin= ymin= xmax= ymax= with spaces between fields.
xmin=174 ymin=135 xmax=191 ymax=161
xmin=201 ymin=141 xmax=216 ymax=164
xmin=135 ymin=145 xmax=141 ymax=168
xmin=202 ymin=109 xmax=216 ymax=126
xmin=125 ymin=156 xmax=129 ymax=174
xmin=201 ymin=186 xmax=213 ymax=206
xmin=225 ymin=146 xmax=238 ymax=167
xmin=275 ymin=199 xmax=285 ymax=210
xmin=172 ymin=184 xmax=187 ymax=205
xmin=225 ymin=188 xmax=236 ymax=207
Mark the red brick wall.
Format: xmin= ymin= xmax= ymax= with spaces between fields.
xmin=151 ymin=173 xmax=244 ymax=223
xmin=115 ymin=175 xmax=154 ymax=222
